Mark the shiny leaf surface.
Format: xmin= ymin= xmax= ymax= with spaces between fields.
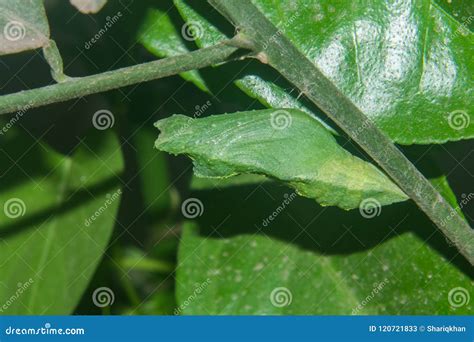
xmin=173 ymin=0 xmax=474 ymax=144
xmin=155 ymin=109 xmax=407 ymax=210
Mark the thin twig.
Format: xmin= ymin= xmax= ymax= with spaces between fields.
xmin=0 ymin=41 xmax=244 ymax=115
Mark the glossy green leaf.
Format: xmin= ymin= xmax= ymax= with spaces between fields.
xmin=0 ymin=129 xmax=123 ymax=314
xmin=175 ymin=177 xmax=472 ymax=314
xmin=155 ymin=109 xmax=407 ymax=210
xmin=0 ymin=0 xmax=50 ymax=55
xmin=173 ymin=0 xmax=474 ymax=144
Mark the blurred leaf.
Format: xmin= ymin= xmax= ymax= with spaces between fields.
xmin=155 ymin=109 xmax=407 ymax=210
xmin=138 ymin=7 xmax=209 ymax=92
xmin=134 ymin=289 xmax=176 ymax=315
xmin=119 ymin=247 xmax=174 ymax=274
xmin=175 ymin=177 xmax=472 ymax=315
xmin=0 ymin=0 xmax=50 ymax=55
xmin=173 ymin=0 xmax=474 ymax=144
xmin=0 ymin=129 xmax=123 ymax=314
xmin=133 ymin=128 xmax=172 ymax=220
xmin=430 ymin=175 xmax=465 ymax=217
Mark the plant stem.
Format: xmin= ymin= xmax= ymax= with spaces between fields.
xmin=0 ymin=42 xmax=242 ymax=115
xmin=209 ymin=0 xmax=474 ymax=264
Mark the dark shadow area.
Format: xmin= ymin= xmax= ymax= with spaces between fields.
xmin=190 ymin=180 xmax=473 ymax=278
xmin=0 ymin=175 xmax=120 ymax=237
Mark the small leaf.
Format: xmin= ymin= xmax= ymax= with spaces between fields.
xmin=0 ymin=129 xmax=123 ymax=314
xmin=155 ymin=109 xmax=407 ymax=210
xmin=0 ymin=0 xmax=50 ymax=55
xmin=70 ymin=0 xmax=107 ymax=14
xmin=42 ymin=40 xmax=71 ymax=83
xmin=173 ymin=0 xmax=474 ymax=144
